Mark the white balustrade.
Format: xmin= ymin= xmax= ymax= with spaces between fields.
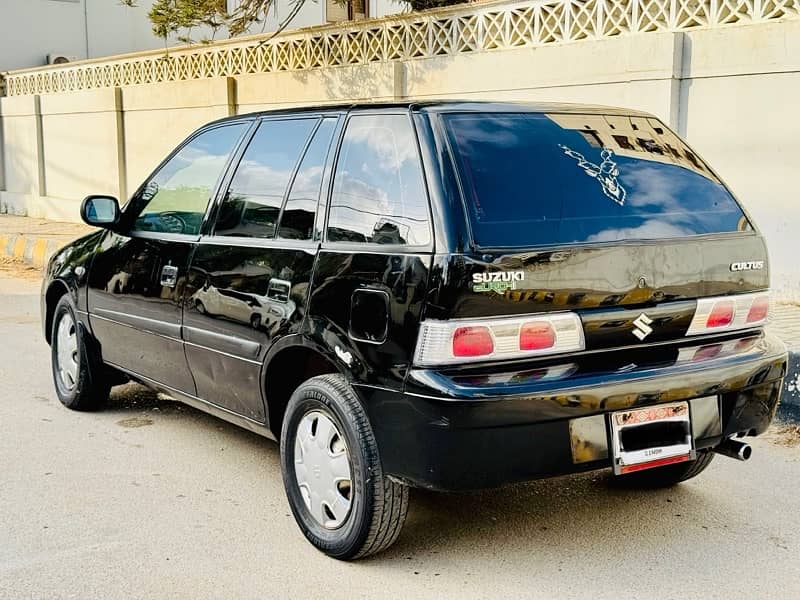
xmin=1 ymin=0 xmax=798 ymax=96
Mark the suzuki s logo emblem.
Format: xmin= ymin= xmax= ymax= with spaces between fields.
xmin=632 ymin=313 xmax=654 ymax=341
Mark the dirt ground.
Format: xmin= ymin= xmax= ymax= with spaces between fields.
xmin=766 ymin=422 xmax=800 ymax=448
xmin=0 ymin=257 xmax=44 ymax=281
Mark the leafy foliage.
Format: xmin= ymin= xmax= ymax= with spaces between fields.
xmin=120 ymin=0 xmax=469 ymax=45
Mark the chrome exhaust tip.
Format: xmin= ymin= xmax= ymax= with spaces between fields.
xmin=713 ymin=439 xmax=752 ymax=461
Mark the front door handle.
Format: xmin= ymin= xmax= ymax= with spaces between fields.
xmin=160 ymin=265 xmax=179 ymax=288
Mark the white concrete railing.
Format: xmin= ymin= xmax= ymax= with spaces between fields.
xmin=2 ymin=0 xmax=799 ymax=96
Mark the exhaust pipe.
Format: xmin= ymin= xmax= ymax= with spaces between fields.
xmin=713 ymin=439 xmax=752 ymax=461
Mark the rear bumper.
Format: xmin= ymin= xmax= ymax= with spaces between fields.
xmin=359 ymin=331 xmax=787 ymax=491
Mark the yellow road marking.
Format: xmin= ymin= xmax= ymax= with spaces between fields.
xmin=32 ymin=239 xmax=48 ymax=267
xmin=12 ymin=237 xmax=26 ymax=259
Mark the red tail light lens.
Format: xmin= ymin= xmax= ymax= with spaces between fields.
xmin=686 ymin=292 xmax=770 ymax=336
xmin=519 ymin=321 xmax=556 ymax=351
xmin=746 ymin=296 xmax=769 ymax=323
xmin=706 ymin=300 xmax=735 ymax=328
xmin=452 ymin=326 xmax=494 ymax=357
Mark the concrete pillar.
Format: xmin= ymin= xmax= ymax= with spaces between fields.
xmin=33 ymin=95 xmax=47 ymax=197
xmin=113 ymin=87 xmax=127 ymax=201
xmin=393 ymin=62 xmax=407 ymax=100
xmin=226 ymin=77 xmax=237 ymax=116
xmin=669 ymin=32 xmax=687 ymax=135
xmin=0 ymin=107 xmax=5 ymax=193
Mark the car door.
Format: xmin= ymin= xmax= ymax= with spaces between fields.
xmin=87 ymin=121 xmax=250 ymax=393
xmin=307 ymin=110 xmax=434 ymax=388
xmin=181 ymin=114 xmax=340 ymax=421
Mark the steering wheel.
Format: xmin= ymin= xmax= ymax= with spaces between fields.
xmin=158 ymin=211 xmax=188 ymax=234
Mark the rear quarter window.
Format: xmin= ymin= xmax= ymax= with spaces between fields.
xmin=327 ymin=114 xmax=431 ymax=246
xmin=442 ymin=112 xmax=750 ymax=248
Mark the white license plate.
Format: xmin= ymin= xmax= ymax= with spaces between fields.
xmin=610 ymin=401 xmax=695 ymax=475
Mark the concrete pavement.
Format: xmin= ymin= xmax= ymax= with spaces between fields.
xmin=1 ymin=273 xmax=800 ymax=599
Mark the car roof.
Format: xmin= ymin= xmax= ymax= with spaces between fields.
xmin=206 ymin=100 xmax=657 ymax=127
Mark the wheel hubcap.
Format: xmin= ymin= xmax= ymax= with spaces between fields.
xmin=294 ymin=411 xmax=353 ymax=529
xmin=55 ymin=313 xmax=79 ymax=392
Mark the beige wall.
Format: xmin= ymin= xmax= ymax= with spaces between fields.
xmin=39 ymin=88 xmax=122 ymax=202
xmin=1 ymin=19 xmax=799 ymax=296
xmin=404 ymin=32 xmax=681 ymax=125
xmin=0 ymin=96 xmax=41 ymax=198
xmin=237 ymin=62 xmax=400 ymax=113
xmin=122 ymin=78 xmax=235 ymax=193
xmin=677 ymin=21 xmax=800 ymax=299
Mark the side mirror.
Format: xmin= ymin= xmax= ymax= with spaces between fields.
xmin=80 ymin=195 xmax=121 ymax=229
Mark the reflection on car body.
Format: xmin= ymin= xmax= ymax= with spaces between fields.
xmin=191 ymin=278 xmax=297 ymax=330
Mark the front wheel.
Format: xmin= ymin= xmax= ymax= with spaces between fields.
xmin=613 ymin=451 xmax=715 ymax=488
xmin=50 ymin=296 xmax=110 ymax=411
xmin=280 ymin=374 xmax=409 ymax=560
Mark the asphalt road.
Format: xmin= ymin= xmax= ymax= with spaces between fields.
xmin=1 ymin=274 xmax=799 ymax=600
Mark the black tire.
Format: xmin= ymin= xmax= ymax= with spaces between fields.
xmin=613 ymin=451 xmax=715 ymax=488
xmin=280 ymin=374 xmax=409 ymax=560
xmin=50 ymin=295 xmax=111 ymax=411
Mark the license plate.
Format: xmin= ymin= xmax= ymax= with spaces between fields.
xmin=610 ymin=402 xmax=695 ymax=475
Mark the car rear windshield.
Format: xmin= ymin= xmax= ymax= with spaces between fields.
xmin=442 ymin=112 xmax=750 ymax=248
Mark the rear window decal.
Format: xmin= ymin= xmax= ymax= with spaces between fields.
xmin=559 ymin=145 xmax=627 ymax=206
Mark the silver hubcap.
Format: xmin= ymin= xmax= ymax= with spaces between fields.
xmin=294 ymin=411 xmax=353 ymax=529
xmin=55 ymin=312 xmax=79 ymax=391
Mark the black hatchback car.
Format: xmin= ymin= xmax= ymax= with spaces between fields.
xmin=43 ymin=101 xmax=786 ymax=559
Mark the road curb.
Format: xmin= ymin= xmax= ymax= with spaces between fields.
xmin=778 ymin=345 xmax=800 ymax=422
xmin=0 ymin=234 xmax=60 ymax=269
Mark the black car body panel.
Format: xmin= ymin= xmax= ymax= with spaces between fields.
xmin=42 ymin=230 xmax=105 ymax=342
xmin=87 ymin=231 xmax=198 ymax=393
xmin=367 ymin=330 xmax=785 ymax=490
xmin=182 ymin=239 xmax=318 ymax=421
xmin=41 ymin=100 xmax=786 ymax=492
xmin=426 ymin=233 xmax=770 ymax=345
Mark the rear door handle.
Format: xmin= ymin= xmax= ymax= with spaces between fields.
xmin=160 ymin=265 xmax=179 ymax=288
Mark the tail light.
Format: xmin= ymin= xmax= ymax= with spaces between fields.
xmin=747 ymin=296 xmax=769 ymax=323
xmin=452 ymin=326 xmax=494 ymax=357
xmin=414 ymin=312 xmax=584 ymax=366
xmin=706 ymin=300 xmax=735 ymax=328
xmin=519 ymin=322 xmax=556 ymax=351
xmin=686 ymin=292 xmax=770 ymax=336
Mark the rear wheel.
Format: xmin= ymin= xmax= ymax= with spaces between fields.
xmin=280 ymin=374 xmax=408 ymax=559
xmin=50 ymin=296 xmax=110 ymax=411
xmin=613 ymin=451 xmax=715 ymax=488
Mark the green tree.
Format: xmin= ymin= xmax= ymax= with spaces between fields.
xmin=121 ymin=0 xmax=467 ymax=46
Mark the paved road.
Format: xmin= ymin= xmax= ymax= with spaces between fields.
xmin=1 ymin=274 xmax=799 ymax=600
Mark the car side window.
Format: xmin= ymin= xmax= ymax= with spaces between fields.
xmin=327 ymin=114 xmax=430 ymax=246
xmin=214 ymin=118 xmax=317 ymax=239
xmin=277 ymin=118 xmax=337 ymax=241
xmin=129 ymin=124 xmax=247 ymax=235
